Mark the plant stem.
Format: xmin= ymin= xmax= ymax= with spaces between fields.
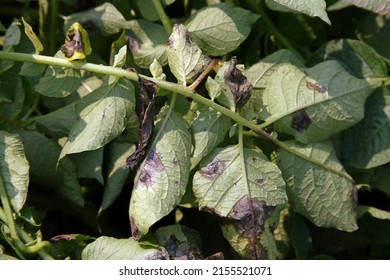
xmin=242 ymin=0 xmax=305 ymax=62
xmin=152 ymin=0 xmax=173 ymax=35
xmin=0 ymin=51 xmax=354 ymax=182
xmin=0 ymin=175 xmax=19 ymax=240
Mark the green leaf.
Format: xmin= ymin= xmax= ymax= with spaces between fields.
xmin=63 ymin=3 xmax=129 ymax=35
xmin=129 ymin=112 xmax=192 ymax=239
xmin=191 ymin=104 xmax=232 ymax=159
xmin=291 ymin=215 xmax=312 ymax=259
xmin=357 ymin=205 xmax=390 ymax=220
xmin=275 ymin=140 xmax=358 ymax=232
xmin=154 ymin=224 xmax=203 ymax=259
xmin=18 ymin=131 xmax=84 ymax=207
xmin=193 ymin=144 xmax=287 ymax=216
xmin=34 ymin=56 xmax=82 ymax=97
xmin=59 ymin=79 xmax=135 ymax=159
xmin=358 ymin=14 xmax=390 ymax=61
xmin=0 ymin=21 xmax=5 ymax=32
xmin=137 ymin=0 xmax=177 ymax=22
xmin=82 ymin=236 xmax=168 ymax=260
xmin=267 ymin=0 xmax=330 ymax=24
xmin=0 ymin=21 xmax=21 ymax=73
xmin=346 ymin=0 xmax=390 ymax=15
xmin=310 ymin=39 xmax=388 ymax=79
xmin=264 ymin=61 xmax=373 ymax=143
xmin=69 ymin=148 xmax=104 ymax=184
xmin=127 ymin=20 xmax=168 ymax=68
xmin=21 ymin=17 xmax=43 ymax=54
xmin=186 ymin=3 xmax=259 ymax=56
xmin=342 ymin=86 xmax=390 ymax=169
xmin=109 ymin=45 xmax=127 ymax=84
xmin=166 ymin=23 xmax=210 ymax=84
xmin=244 ymin=50 xmax=304 ymax=120
xmin=0 ymin=131 xmax=29 ymax=212
xmin=99 ymin=142 xmax=135 ymax=213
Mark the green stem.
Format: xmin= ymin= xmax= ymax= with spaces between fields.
xmin=152 ymin=0 xmax=173 ymax=35
xmin=49 ymin=0 xmax=58 ymax=55
xmin=242 ymin=0 xmax=305 ymax=62
xmin=0 ymin=174 xmax=18 ymax=240
xmin=0 ymin=51 xmax=353 ymax=182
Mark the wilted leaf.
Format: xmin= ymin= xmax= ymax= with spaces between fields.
xmin=263 ymin=60 xmax=373 ymax=143
xmin=126 ymin=20 xmax=168 ymax=68
xmin=166 ymin=23 xmax=210 ymax=84
xmin=130 ymin=112 xmax=192 ymax=239
xmin=154 ymin=224 xmax=203 ymax=259
xmin=275 ymin=140 xmax=358 ymax=232
xmin=82 ymin=236 xmax=168 ymax=260
xmin=0 ymin=131 xmax=29 ymax=212
xmin=267 ymin=0 xmax=330 ymax=24
xmin=186 ymin=3 xmax=259 ymax=56
xmin=343 ymin=86 xmax=390 ymax=169
xmin=60 ymin=22 xmax=92 ymax=61
xmin=193 ymin=145 xmax=287 ymax=258
xmin=191 ymin=104 xmax=232 ymax=159
xmin=63 ymin=3 xmax=129 ymax=35
xmin=126 ymin=76 xmax=157 ymax=170
xmin=59 ymin=79 xmax=135 ymax=159
xmin=18 ymin=131 xmax=84 ymax=207
xmin=21 ymin=17 xmax=43 ymax=54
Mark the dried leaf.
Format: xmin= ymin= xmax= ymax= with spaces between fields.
xmin=60 ymin=22 xmax=92 ymax=61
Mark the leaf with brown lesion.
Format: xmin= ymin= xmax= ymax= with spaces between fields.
xmin=126 ymin=76 xmax=157 ymax=170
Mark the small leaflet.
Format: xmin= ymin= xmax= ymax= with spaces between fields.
xmin=60 ymin=22 xmax=92 ymax=61
xmin=224 ymin=57 xmax=253 ymax=109
xmin=126 ymin=76 xmax=157 ymax=170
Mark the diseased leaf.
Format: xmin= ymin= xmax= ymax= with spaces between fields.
xmin=59 ymin=79 xmax=135 ymax=159
xmin=267 ymin=0 xmax=331 ymax=24
xmin=191 ymin=104 xmax=232 ymax=159
xmin=154 ymin=224 xmax=203 ymax=259
xmin=126 ymin=20 xmax=168 ymax=68
xmin=126 ymin=76 xmax=157 ymax=170
xmin=263 ymin=61 xmax=373 ymax=143
xmin=18 ymin=131 xmax=84 ymax=207
xmin=343 ymin=86 xmax=390 ymax=169
xmin=21 ymin=17 xmax=43 ymax=54
xmin=129 ymin=112 xmax=192 ymax=239
xmin=186 ymin=3 xmax=259 ymax=56
xmin=100 ymin=142 xmax=135 ymax=213
xmin=63 ymin=3 xmax=129 ymax=35
xmin=275 ymin=140 xmax=358 ymax=232
xmin=0 ymin=131 xmax=29 ymax=212
xmin=35 ymin=54 xmax=82 ymax=97
xmin=60 ymin=22 xmax=92 ymax=61
xmin=82 ymin=236 xmax=168 ymax=260
xmin=193 ymin=145 xmax=287 ymax=258
xmin=310 ymin=39 xmax=388 ymax=79
xmin=346 ymin=0 xmax=390 ymax=15
xmin=166 ymin=23 xmax=210 ymax=84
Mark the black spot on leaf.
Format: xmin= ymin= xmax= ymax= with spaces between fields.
xmin=255 ymin=178 xmax=264 ymax=185
xmin=306 ymin=81 xmax=326 ymax=93
xmin=291 ymin=109 xmax=312 ymax=133
xmin=126 ymin=75 xmax=157 ymax=170
xmin=224 ymin=57 xmax=252 ymax=108
xmin=199 ymin=158 xmax=225 ymax=180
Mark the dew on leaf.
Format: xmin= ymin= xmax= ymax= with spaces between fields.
xmin=199 ymin=158 xmax=225 ymax=180
xmin=291 ymin=109 xmax=312 ymax=133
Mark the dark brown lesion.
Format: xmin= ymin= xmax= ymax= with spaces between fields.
xmin=199 ymin=158 xmax=226 ymax=180
xmin=224 ymin=56 xmax=253 ymax=109
xmin=291 ymin=108 xmax=312 ymax=133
